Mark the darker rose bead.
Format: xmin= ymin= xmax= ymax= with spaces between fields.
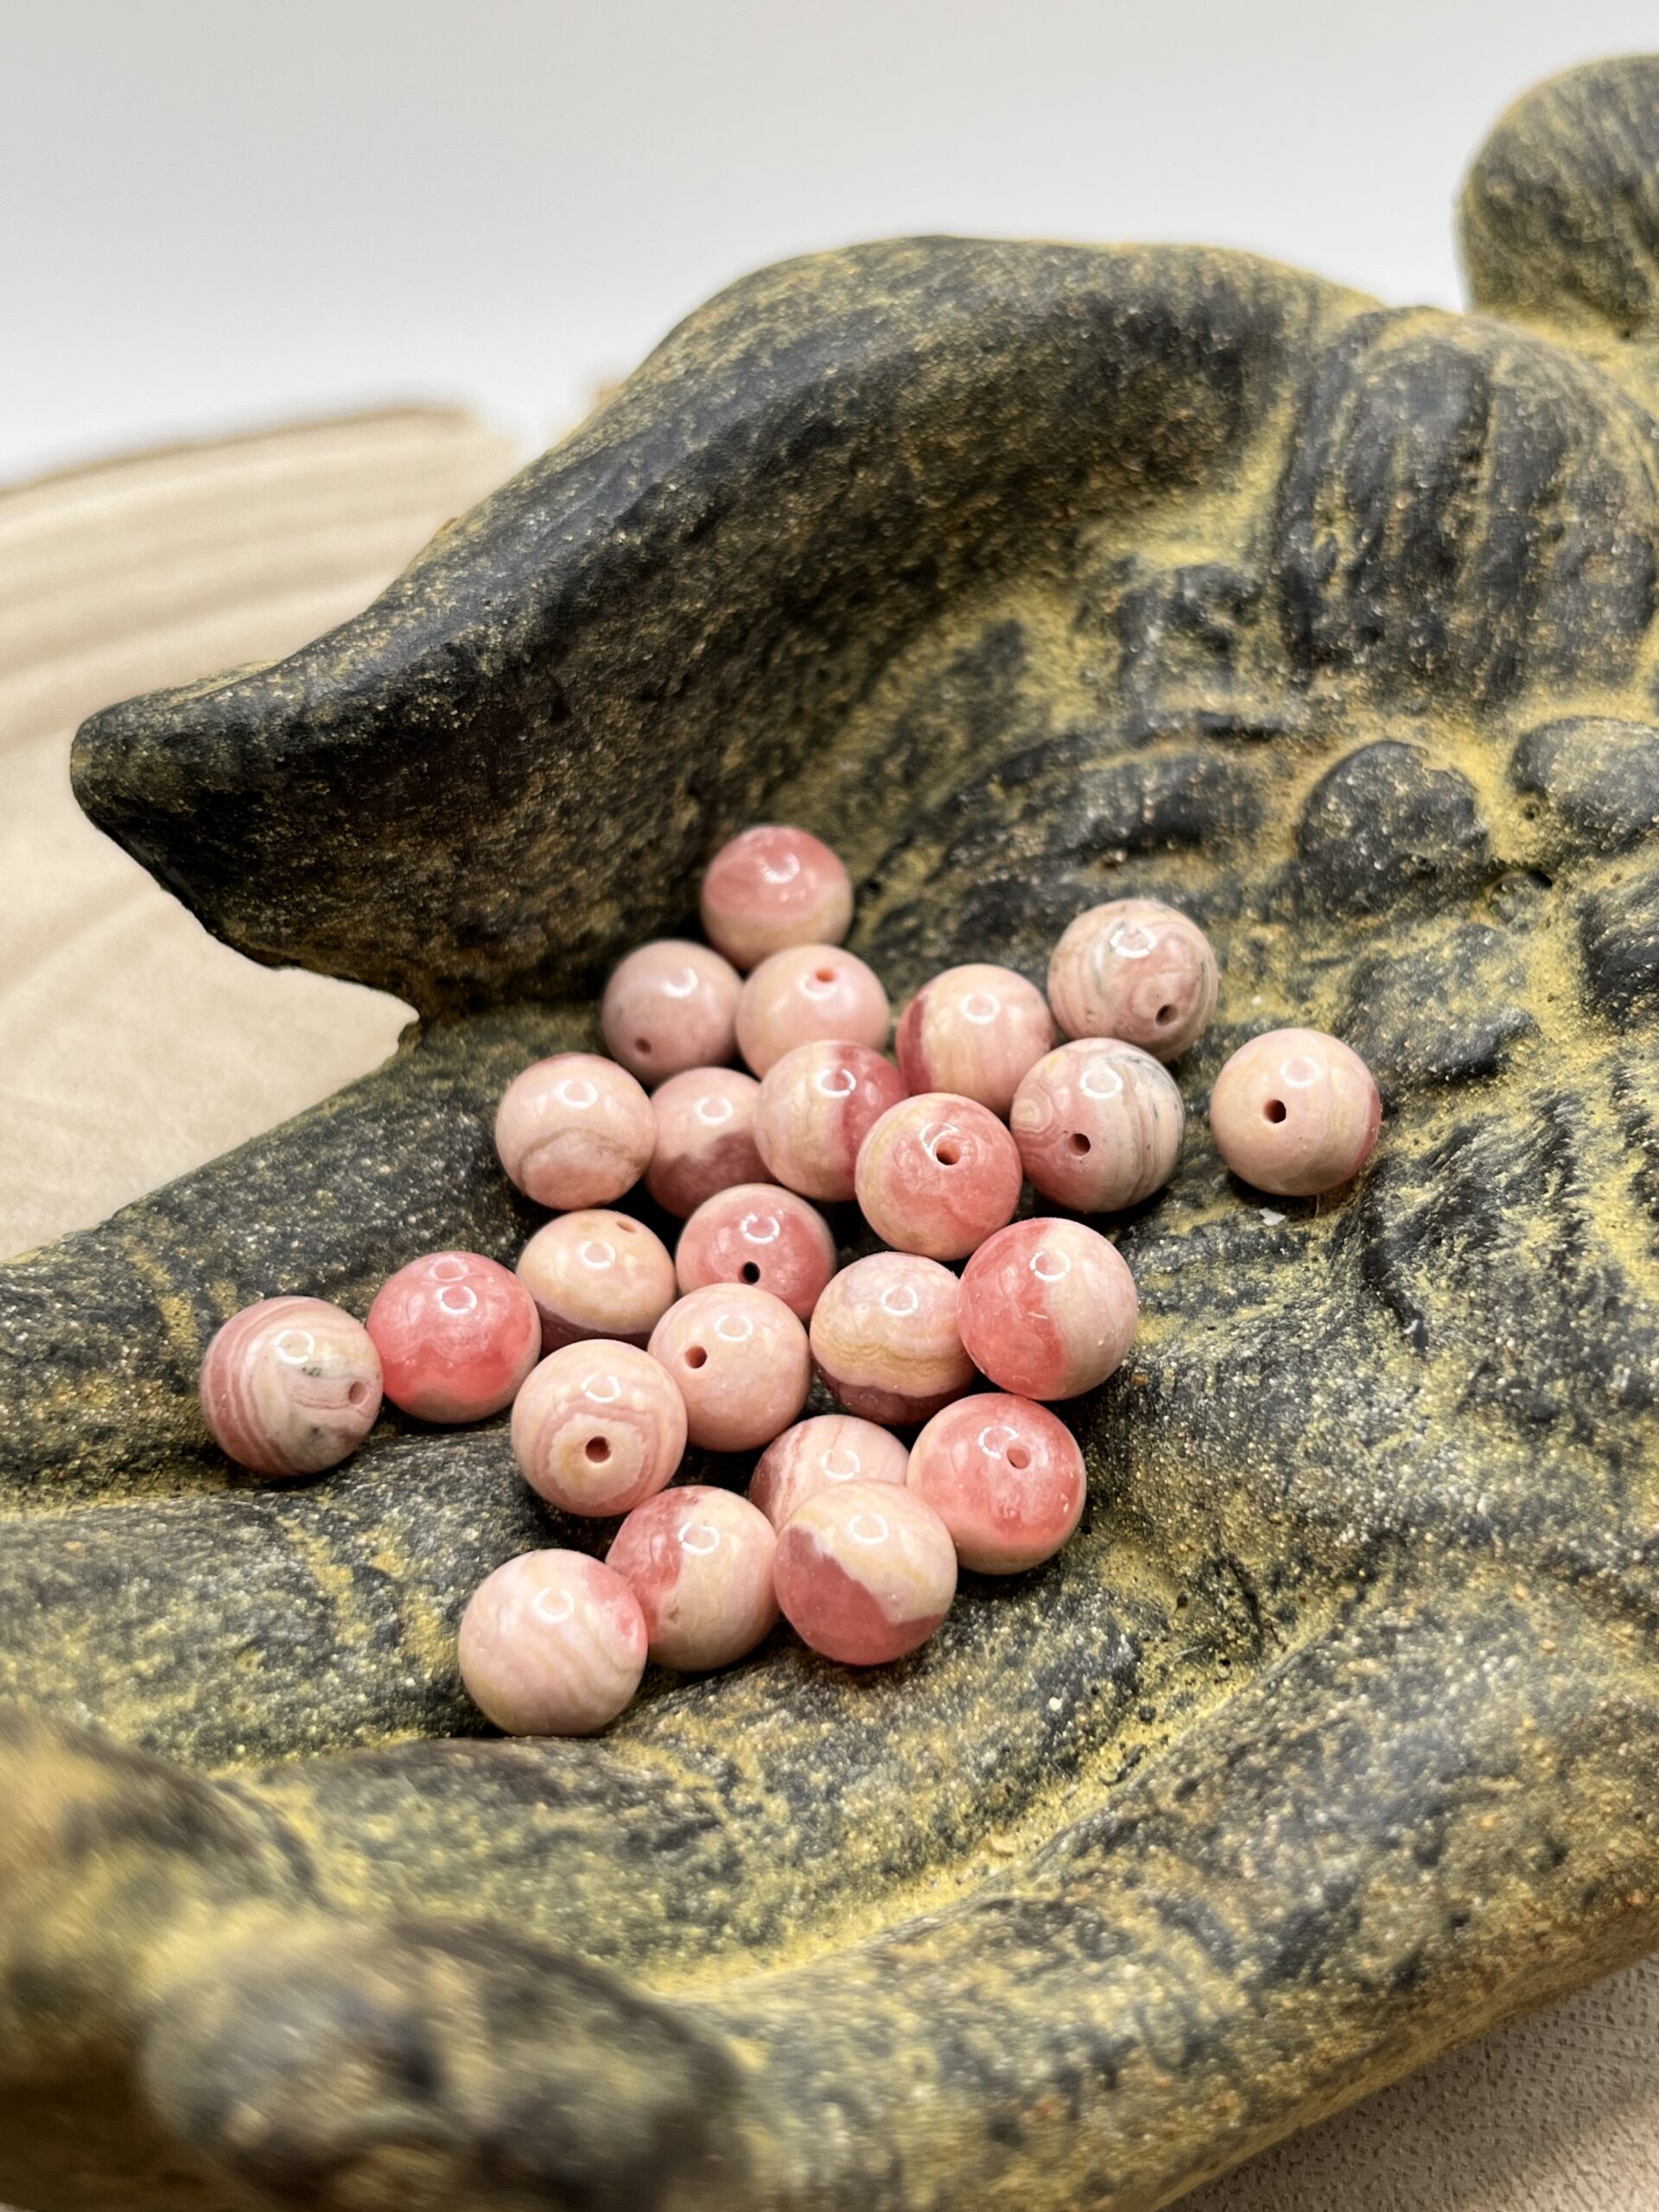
xmin=495 ymin=1052 xmax=655 ymax=1210
xmin=516 ymin=1210 xmax=677 ymax=1353
xmin=601 ymin=939 xmax=741 ymax=1086
xmin=607 ymin=1485 xmax=779 ymax=1670
xmin=459 ymin=1551 xmax=646 ymax=1736
xmin=199 ymin=1295 xmax=382 ymax=1478
xmin=855 ymin=1091 xmax=1022 ymax=1261
xmin=700 ymin=824 xmax=854 ymax=970
xmin=907 ymin=1393 xmax=1085 ymax=1573
xmin=1048 ymin=897 xmax=1219 ymax=1059
xmin=753 ymin=1039 xmax=907 ymax=1202
xmin=895 ymin=963 xmax=1054 ymax=1116
xmin=366 ymin=1251 xmax=541 ymax=1424
xmin=1010 ymin=1038 xmax=1185 ymax=1212
xmin=734 ymin=944 xmax=889 ymax=1077
xmin=1209 ymin=1027 xmax=1382 ymax=1197
xmin=675 ymin=1183 xmax=838 ymax=1320
xmin=809 ymin=1252 xmax=975 ymax=1426
xmin=645 ymin=1065 xmax=768 ymax=1218
xmin=773 ymin=1480 xmax=957 ymax=1665
xmin=958 ymin=1218 xmax=1137 ymax=1402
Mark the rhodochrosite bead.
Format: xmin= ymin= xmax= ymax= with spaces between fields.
xmin=700 ymin=824 xmax=854 ymax=970
xmin=855 ymin=1092 xmax=1022 ymax=1261
xmin=675 ymin=1184 xmax=837 ymax=1320
xmin=607 ymin=1485 xmax=779 ymax=1670
xmin=1209 ymin=1027 xmax=1382 ymax=1197
xmin=517 ymin=1210 xmax=677 ymax=1352
xmin=649 ymin=1284 xmax=811 ymax=1451
xmin=959 ymin=1218 xmax=1138 ymax=1401
xmin=754 ymin=1039 xmax=906 ymax=1203
xmin=907 ymin=1394 xmax=1085 ymax=1573
xmin=750 ymin=1414 xmax=910 ymax=1530
xmin=809 ymin=1252 xmax=974 ymax=1425
xmin=511 ymin=1340 xmax=686 ymax=1516
xmin=495 ymin=1053 xmax=655 ymax=1210
xmin=645 ymin=1066 xmax=767 ymax=1218
xmin=367 ymin=1252 xmax=540 ymax=1423
xmin=459 ymin=1550 xmax=646 ymax=1736
xmin=734 ymin=944 xmax=889 ymax=1077
xmin=1048 ymin=898 xmax=1219 ymax=1059
xmin=1011 ymin=1038 xmax=1185 ymax=1212
xmin=773 ymin=1481 xmax=957 ymax=1665
xmin=601 ymin=940 xmax=741 ymax=1085
xmin=199 ymin=1296 xmax=382 ymax=1477
xmin=895 ymin=963 xmax=1054 ymax=1116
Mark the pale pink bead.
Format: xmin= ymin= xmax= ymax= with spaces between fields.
xmin=366 ymin=1252 xmax=541 ymax=1424
xmin=675 ymin=1184 xmax=837 ymax=1320
xmin=700 ymin=823 xmax=854 ymax=970
xmin=907 ymin=1394 xmax=1085 ymax=1573
xmin=895 ymin=963 xmax=1054 ymax=1116
xmin=854 ymin=1091 xmax=1022 ymax=1261
xmin=1048 ymin=898 xmax=1219 ymax=1059
xmin=459 ymin=1550 xmax=646 ymax=1736
xmin=958 ymin=1218 xmax=1137 ymax=1401
xmin=809 ymin=1252 xmax=975 ymax=1426
xmin=750 ymin=1414 xmax=911 ymax=1530
xmin=645 ymin=1065 xmax=768 ymax=1218
xmin=1209 ymin=1027 xmax=1382 ymax=1197
xmin=511 ymin=1340 xmax=687 ymax=1516
xmin=773 ymin=1481 xmax=957 ymax=1665
xmin=495 ymin=1052 xmax=655 ymax=1210
xmin=517 ymin=1210 xmax=677 ymax=1353
xmin=734 ymin=944 xmax=889 ymax=1077
xmin=648 ymin=1284 xmax=811 ymax=1451
xmin=199 ymin=1295 xmax=382 ymax=1477
xmin=1011 ymin=1038 xmax=1185 ymax=1212
xmin=601 ymin=939 xmax=741 ymax=1086
xmin=607 ymin=1485 xmax=779 ymax=1670
xmin=754 ymin=1039 xmax=907 ymax=1202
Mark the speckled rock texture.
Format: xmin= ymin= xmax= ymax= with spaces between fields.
xmin=4 ymin=53 xmax=1659 ymax=2212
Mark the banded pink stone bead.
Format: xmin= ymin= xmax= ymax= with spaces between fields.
xmin=895 ymin=963 xmax=1054 ymax=1116
xmin=517 ymin=1210 xmax=677 ymax=1353
xmin=601 ymin=939 xmax=741 ymax=1086
xmin=199 ymin=1295 xmax=382 ymax=1477
xmin=907 ymin=1394 xmax=1086 ymax=1573
xmin=1209 ymin=1027 xmax=1382 ymax=1197
xmin=675 ymin=1184 xmax=837 ymax=1321
xmin=754 ymin=1039 xmax=907 ymax=1203
xmin=1011 ymin=1037 xmax=1185 ymax=1212
xmin=773 ymin=1480 xmax=957 ymax=1666
xmin=1048 ymin=897 xmax=1219 ymax=1059
xmin=649 ymin=1284 xmax=811 ymax=1452
xmin=734 ymin=944 xmax=889 ymax=1077
xmin=495 ymin=1052 xmax=655 ymax=1210
xmin=607 ymin=1484 xmax=779 ymax=1670
xmin=809 ymin=1252 xmax=975 ymax=1426
xmin=367 ymin=1252 xmax=541 ymax=1424
xmin=958 ymin=1217 xmax=1138 ymax=1402
xmin=511 ymin=1340 xmax=687 ymax=1516
xmin=854 ymin=1091 xmax=1022 ymax=1261
xmin=645 ymin=1065 xmax=768 ymax=1218
xmin=459 ymin=1550 xmax=646 ymax=1736
xmin=700 ymin=823 xmax=854 ymax=970
xmin=750 ymin=1414 xmax=910 ymax=1531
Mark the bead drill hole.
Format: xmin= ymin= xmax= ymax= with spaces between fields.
xmin=1068 ymin=1132 xmax=1091 ymax=1154
xmin=936 ymin=1141 xmax=963 ymax=1167
xmin=814 ymin=966 xmax=836 ymax=984
xmin=740 ymin=1262 xmax=760 ymax=1283
xmin=1264 ymin=1099 xmax=1287 ymax=1123
xmin=634 ymin=1037 xmax=651 ymax=1055
xmin=347 ymin=1381 xmax=367 ymax=1405
xmin=585 ymin=1436 xmax=611 ymax=1463
xmin=1155 ymin=1003 xmax=1176 ymax=1026
xmin=685 ymin=1345 xmax=709 ymax=1369
xmin=1007 ymin=1444 xmax=1031 ymax=1469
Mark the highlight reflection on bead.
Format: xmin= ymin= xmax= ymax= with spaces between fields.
xmin=645 ymin=1065 xmax=768 ymax=1218
xmin=754 ymin=1039 xmax=907 ymax=1202
xmin=1209 ymin=1027 xmax=1382 ymax=1197
xmin=367 ymin=1252 xmax=541 ymax=1424
xmin=675 ymin=1184 xmax=838 ymax=1320
xmin=773 ymin=1481 xmax=957 ymax=1665
xmin=607 ymin=1485 xmax=779 ymax=1670
xmin=199 ymin=1295 xmax=382 ymax=1477
xmin=855 ymin=1091 xmax=1022 ymax=1260
xmin=958 ymin=1217 xmax=1138 ymax=1401
xmin=701 ymin=824 xmax=854 ymax=971
xmin=1011 ymin=1038 xmax=1185 ymax=1212
xmin=907 ymin=1393 xmax=1085 ymax=1573
xmin=601 ymin=939 xmax=742 ymax=1085
xmin=895 ymin=963 xmax=1054 ymax=1116
xmin=1047 ymin=898 xmax=1218 ymax=1059
xmin=511 ymin=1339 xmax=687 ymax=1516
xmin=495 ymin=1052 xmax=655 ymax=1210
xmin=735 ymin=944 xmax=889 ymax=1077
xmin=648 ymin=1283 xmax=811 ymax=1451
xmin=517 ymin=1210 xmax=677 ymax=1353
xmin=750 ymin=1414 xmax=912 ymax=1529
xmin=809 ymin=1253 xmax=975 ymax=1426
xmin=459 ymin=1550 xmax=646 ymax=1736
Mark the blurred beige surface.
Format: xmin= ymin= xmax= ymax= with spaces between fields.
xmin=3 ymin=416 xmax=1659 ymax=2210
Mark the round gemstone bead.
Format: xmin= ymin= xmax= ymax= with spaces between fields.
xmin=517 ymin=1210 xmax=677 ymax=1353
xmin=700 ymin=823 xmax=854 ymax=970
xmin=750 ymin=1414 xmax=911 ymax=1530
xmin=607 ymin=1484 xmax=779 ymax=1670
xmin=511 ymin=1339 xmax=686 ymax=1516
xmin=734 ymin=944 xmax=889 ymax=1077
xmin=495 ymin=1052 xmax=655 ymax=1210
xmin=675 ymin=1184 xmax=837 ymax=1320
xmin=753 ymin=1039 xmax=907 ymax=1203
xmin=1209 ymin=1027 xmax=1382 ymax=1197
xmin=645 ymin=1065 xmax=768 ymax=1218
xmin=958 ymin=1218 xmax=1137 ymax=1401
xmin=809 ymin=1252 xmax=975 ymax=1426
xmin=1011 ymin=1038 xmax=1185 ymax=1212
xmin=600 ymin=939 xmax=741 ymax=1086
xmin=773 ymin=1480 xmax=957 ymax=1666
xmin=854 ymin=1091 xmax=1022 ymax=1261
xmin=648 ymin=1284 xmax=811 ymax=1451
xmin=895 ymin=963 xmax=1054 ymax=1116
xmin=199 ymin=1295 xmax=382 ymax=1478
xmin=907 ymin=1394 xmax=1086 ymax=1573
xmin=459 ymin=1550 xmax=646 ymax=1736
xmin=1048 ymin=898 xmax=1219 ymax=1059
xmin=367 ymin=1252 xmax=541 ymax=1424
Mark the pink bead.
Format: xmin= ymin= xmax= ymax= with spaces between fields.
xmin=907 ymin=1394 xmax=1085 ymax=1574
xmin=773 ymin=1481 xmax=957 ymax=1665
xmin=607 ymin=1485 xmax=779 ymax=1670
xmin=648 ymin=1284 xmax=811 ymax=1451
xmin=495 ymin=1052 xmax=655 ymax=1210
xmin=199 ymin=1295 xmax=382 ymax=1477
xmin=511 ymin=1340 xmax=687 ymax=1516
xmin=754 ymin=1039 xmax=907 ymax=1202
xmin=750 ymin=1414 xmax=911 ymax=1530
xmin=895 ymin=963 xmax=1054 ymax=1116
xmin=809 ymin=1252 xmax=975 ymax=1426
xmin=459 ymin=1550 xmax=646 ymax=1736
xmin=1209 ymin=1027 xmax=1382 ymax=1197
xmin=645 ymin=1065 xmax=768 ymax=1218
xmin=854 ymin=1091 xmax=1022 ymax=1261
xmin=734 ymin=944 xmax=889 ymax=1077
xmin=958 ymin=1218 xmax=1137 ymax=1401
xmin=675 ymin=1184 xmax=837 ymax=1321
xmin=366 ymin=1252 xmax=541 ymax=1424
xmin=1011 ymin=1038 xmax=1185 ymax=1212
xmin=700 ymin=823 xmax=854 ymax=971
xmin=1048 ymin=898 xmax=1219 ymax=1059
xmin=601 ymin=939 xmax=741 ymax=1086
xmin=517 ymin=1210 xmax=677 ymax=1353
